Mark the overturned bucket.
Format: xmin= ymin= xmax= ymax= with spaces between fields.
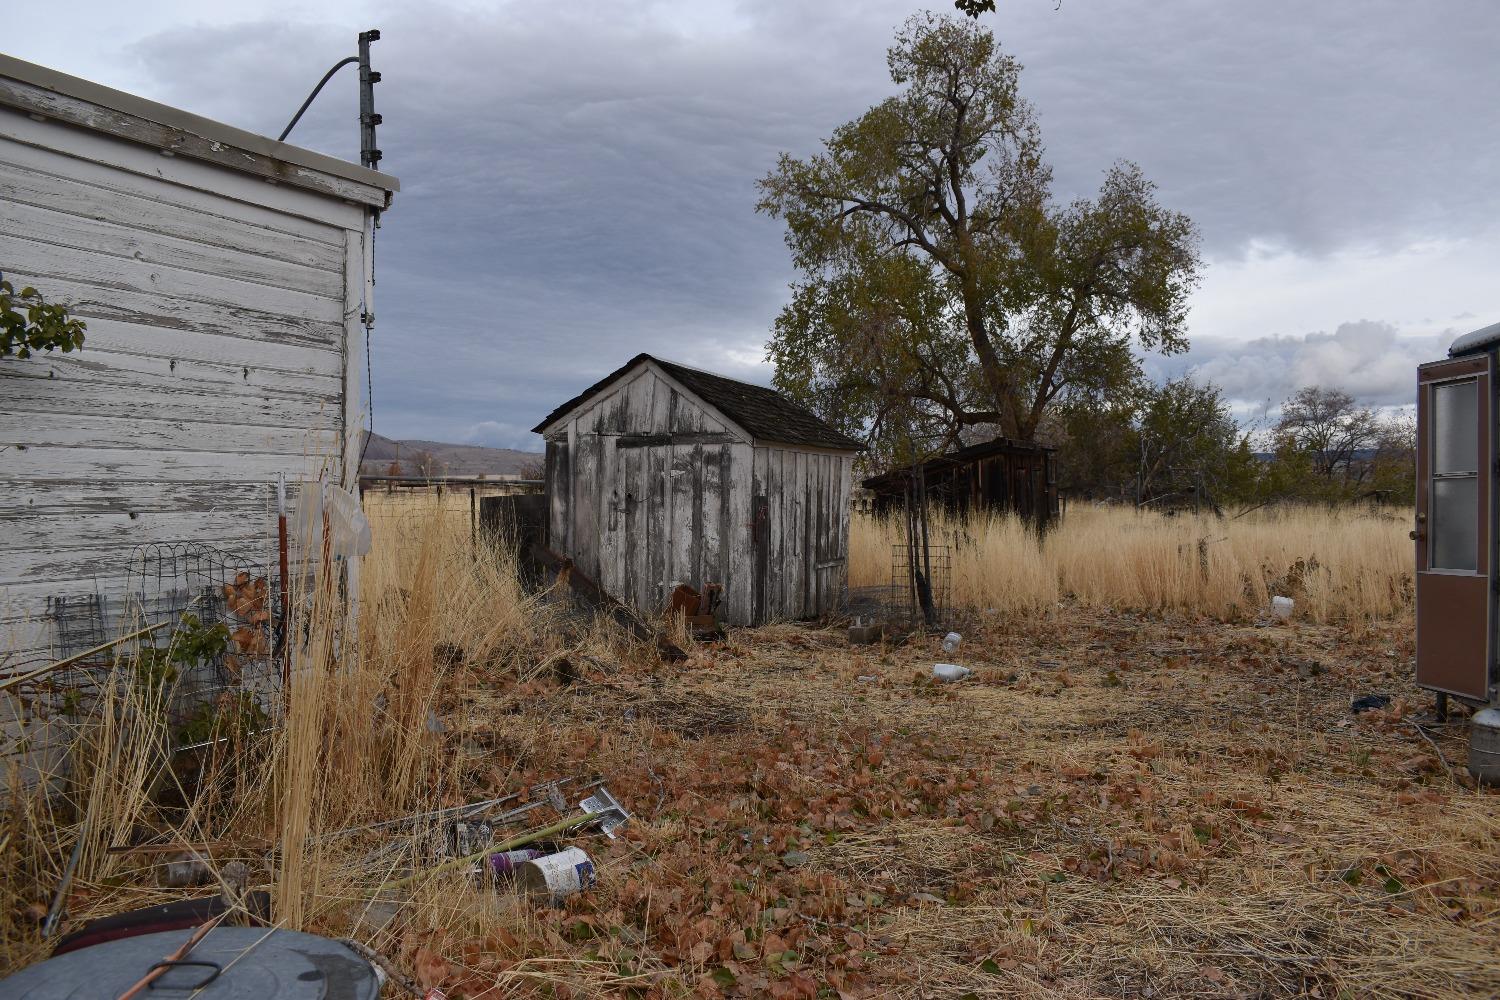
xmin=518 ymin=847 xmax=596 ymax=902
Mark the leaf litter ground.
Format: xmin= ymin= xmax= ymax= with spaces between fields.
xmin=407 ymin=607 xmax=1497 ymax=999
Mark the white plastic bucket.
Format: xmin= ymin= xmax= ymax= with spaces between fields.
xmin=933 ymin=663 xmax=971 ymax=682
xmin=518 ymin=847 xmax=596 ymax=902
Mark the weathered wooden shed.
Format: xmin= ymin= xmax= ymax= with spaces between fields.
xmin=0 ymin=54 xmax=397 ymax=663
xmin=862 ymin=438 xmax=1059 ymax=527
xmin=532 ymin=355 xmax=864 ymax=625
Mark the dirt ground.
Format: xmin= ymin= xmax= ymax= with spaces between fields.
xmin=394 ymin=606 xmax=1498 ymax=1000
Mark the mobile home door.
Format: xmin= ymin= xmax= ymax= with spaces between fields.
xmin=1415 ymin=354 xmax=1493 ymax=701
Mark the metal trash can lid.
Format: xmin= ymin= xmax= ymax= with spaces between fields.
xmin=0 ymin=927 xmax=380 ymax=999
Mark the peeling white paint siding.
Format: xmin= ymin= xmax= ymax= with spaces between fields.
xmin=542 ymin=362 xmax=854 ymax=625
xmin=0 ymin=88 xmax=389 ymax=664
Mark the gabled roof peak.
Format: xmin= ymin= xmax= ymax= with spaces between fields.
xmin=533 ymin=354 xmax=864 ymax=452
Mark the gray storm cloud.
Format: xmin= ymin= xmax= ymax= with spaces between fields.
xmin=105 ymin=0 xmax=1500 ymax=444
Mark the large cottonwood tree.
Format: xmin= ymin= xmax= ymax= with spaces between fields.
xmin=757 ymin=13 xmax=1201 ymax=459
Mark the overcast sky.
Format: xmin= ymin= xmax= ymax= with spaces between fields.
xmin=11 ymin=1 xmax=1500 ymax=448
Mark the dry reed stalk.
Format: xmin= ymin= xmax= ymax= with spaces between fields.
xmin=850 ymin=505 xmax=1412 ymax=622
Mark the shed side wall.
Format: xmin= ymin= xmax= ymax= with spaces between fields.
xmin=0 ymin=110 xmax=363 ymax=662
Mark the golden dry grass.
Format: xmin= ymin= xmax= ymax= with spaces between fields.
xmin=3 ymin=494 xmax=1491 ymax=1000
xmin=850 ymin=505 xmax=1414 ymax=623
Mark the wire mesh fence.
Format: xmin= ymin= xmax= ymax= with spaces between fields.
xmin=2 ymin=542 xmax=282 ymax=778
xmin=886 ymin=542 xmax=952 ymax=630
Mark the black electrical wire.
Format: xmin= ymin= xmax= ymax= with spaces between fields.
xmin=278 ymin=56 xmax=359 ymax=142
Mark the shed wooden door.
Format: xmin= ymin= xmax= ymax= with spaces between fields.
xmin=1415 ymin=354 xmax=1493 ymax=700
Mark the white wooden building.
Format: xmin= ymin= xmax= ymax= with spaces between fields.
xmin=0 ymin=55 xmax=397 ymax=665
xmin=533 ymin=355 xmax=863 ymax=625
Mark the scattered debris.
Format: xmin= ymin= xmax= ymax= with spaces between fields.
xmin=487 ymin=848 xmax=544 ymax=879
xmin=933 ymin=663 xmax=972 ymax=682
xmin=1351 ymin=694 xmax=1392 ymax=713
xmin=848 ymin=620 xmax=884 ymax=645
xmin=942 ymin=631 xmax=962 ymax=654
xmin=1271 ymin=595 xmax=1295 ymax=620
xmin=579 ymin=785 xmax=631 ymax=839
xmin=518 ymin=847 xmax=597 ymax=902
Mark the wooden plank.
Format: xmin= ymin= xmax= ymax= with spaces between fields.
xmin=1 ymin=410 xmax=339 ymax=456
xmin=0 ymin=156 xmax=342 ymax=269
xmin=45 ymin=317 xmax=341 ymax=380
xmin=0 ymin=533 xmax=271 ymax=587
xmin=3 ymin=446 xmax=334 ymax=483
xmin=0 ymin=368 xmax=342 ymax=429
xmin=647 ymin=441 xmax=666 ymax=612
xmin=0 ymin=480 xmax=281 ymax=518
xmin=598 ymin=433 xmax=620 ymax=599
xmin=647 ymin=373 xmax=671 ymax=435
xmin=688 ymin=444 xmax=706 ymax=591
xmin=0 ymin=269 xmax=343 ymax=350
xmin=0 ymin=234 xmax=343 ymax=323
xmin=725 ymin=443 xmax=752 ymax=624
xmin=0 ymin=135 xmax=347 ymax=246
xmin=0 ymin=199 xmax=340 ymax=299
xmin=2 ymin=339 xmax=340 ymax=398
xmin=2 ymin=509 xmax=273 ymax=556
xmin=545 ymin=440 xmax=569 ymax=551
xmin=0 ymin=78 xmax=388 ymax=208
xmin=701 ymin=444 xmax=725 ymax=593
xmin=340 ymin=227 xmax=363 ymax=490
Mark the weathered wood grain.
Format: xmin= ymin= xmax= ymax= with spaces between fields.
xmin=0 ymin=200 xmax=341 ymax=298
xmin=0 ymin=367 xmax=341 ymax=428
xmin=0 ymin=480 xmax=280 ymax=518
xmin=0 ymin=269 xmax=343 ymax=349
xmin=40 ymin=317 xmax=342 ymax=381
xmin=1 ymin=340 xmax=340 ymax=398
xmin=4 ymin=446 xmax=333 ymax=484
xmin=1 ymin=410 xmax=339 ymax=456
xmin=0 ymin=77 xmax=389 ymax=208
xmin=0 ymin=135 xmax=349 ymax=245
xmin=0 ymin=234 xmax=343 ymax=324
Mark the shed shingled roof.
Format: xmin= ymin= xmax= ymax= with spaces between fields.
xmin=532 ymin=354 xmax=865 ymax=452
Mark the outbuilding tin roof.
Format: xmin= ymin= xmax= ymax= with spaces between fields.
xmin=532 ymin=354 xmax=865 ymax=452
xmin=1450 ymin=320 xmax=1500 ymax=358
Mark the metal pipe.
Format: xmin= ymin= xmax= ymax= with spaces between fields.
xmin=0 ymin=621 xmax=170 ymax=694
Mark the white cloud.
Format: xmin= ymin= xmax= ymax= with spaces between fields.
xmin=461 ymin=421 xmax=534 ymax=451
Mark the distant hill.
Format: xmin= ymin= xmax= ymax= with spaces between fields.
xmin=359 ymin=432 xmax=542 ymax=479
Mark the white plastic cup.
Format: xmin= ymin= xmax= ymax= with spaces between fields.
xmin=942 ymin=632 xmax=962 ymax=654
xmin=1271 ymin=596 xmax=1294 ymax=620
xmin=933 ymin=663 xmax=971 ymax=682
xmin=518 ymin=847 xmax=596 ymax=902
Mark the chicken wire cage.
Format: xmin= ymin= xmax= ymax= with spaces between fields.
xmin=36 ymin=541 xmax=281 ymax=750
xmin=885 ymin=542 xmax=953 ymax=630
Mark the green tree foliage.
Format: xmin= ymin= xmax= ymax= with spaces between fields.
xmin=1261 ymin=386 xmax=1412 ymax=503
xmin=1054 ymin=376 xmax=1255 ymax=508
xmin=0 ymin=276 xmax=86 ymax=359
xmin=757 ymin=14 xmax=1200 ymax=463
xmin=954 ymin=0 xmax=998 ymax=16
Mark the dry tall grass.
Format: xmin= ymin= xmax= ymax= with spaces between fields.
xmin=850 ymin=504 xmax=1413 ymax=622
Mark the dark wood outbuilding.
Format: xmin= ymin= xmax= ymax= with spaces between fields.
xmin=862 ymin=438 xmax=1059 ymax=526
xmin=533 ymin=355 xmax=864 ymax=625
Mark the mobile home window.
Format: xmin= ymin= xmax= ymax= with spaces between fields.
xmin=1430 ymin=378 xmax=1479 ymax=571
